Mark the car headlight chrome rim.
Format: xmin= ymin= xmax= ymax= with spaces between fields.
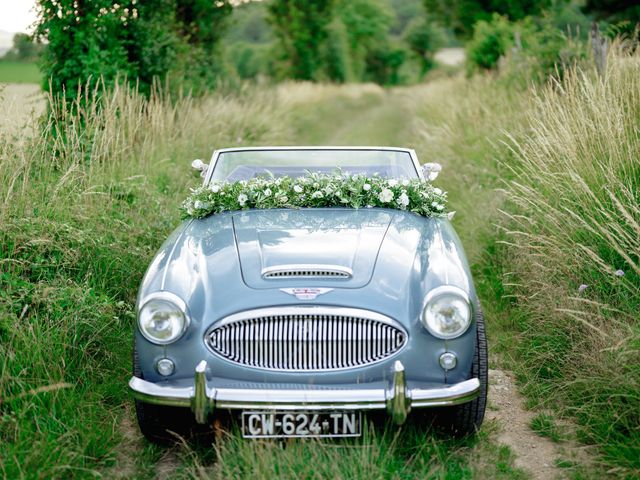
xmin=138 ymin=292 xmax=190 ymax=345
xmin=422 ymin=286 xmax=472 ymax=339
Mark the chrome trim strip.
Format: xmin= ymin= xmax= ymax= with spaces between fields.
xmin=261 ymin=264 xmax=353 ymax=279
xmin=204 ymin=306 xmax=408 ymax=372
xmin=128 ymin=361 xmax=481 ymax=425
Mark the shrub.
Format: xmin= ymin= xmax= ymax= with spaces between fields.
xmin=404 ymin=18 xmax=447 ymax=75
xmin=466 ymin=14 xmax=513 ymax=71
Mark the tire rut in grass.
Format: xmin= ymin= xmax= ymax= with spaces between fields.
xmin=487 ymin=368 xmax=593 ymax=479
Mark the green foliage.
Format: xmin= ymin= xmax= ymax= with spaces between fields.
xmin=466 ymin=11 xmax=588 ymax=81
xmin=268 ymin=0 xmax=335 ymax=80
xmin=585 ymin=0 xmax=640 ymax=25
xmin=424 ymin=0 xmax=553 ymax=37
xmin=365 ymin=40 xmax=407 ymax=85
xmin=323 ymin=18 xmax=354 ymax=83
xmin=2 ymin=33 xmax=45 ymax=62
xmin=405 ymin=18 xmax=447 ymax=74
xmin=35 ymin=0 xmax=232 ymax=98
xmin=336 ymin=0 xmax=395 ymax=80
xmin=466 ymin=14 xmax=513 ymax=70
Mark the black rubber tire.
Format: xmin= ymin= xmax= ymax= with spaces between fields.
xmin=432 ymin=306 xmax=488 ymax=437
xmin=133 ymin=345 xmax=210 ymax=445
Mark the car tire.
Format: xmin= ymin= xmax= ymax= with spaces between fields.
xmin=432 ymin=305 xmax=488 ymax=437
xmin=133 ymin=345 xmax=211 ymax=445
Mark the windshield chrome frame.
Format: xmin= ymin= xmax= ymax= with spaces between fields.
xmin=202 ymin=146 xmax=424 ymax=186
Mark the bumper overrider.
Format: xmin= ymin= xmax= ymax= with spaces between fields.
xmin=129 ymin=360 xmax=481 ymax=425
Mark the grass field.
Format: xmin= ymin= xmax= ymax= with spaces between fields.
xmin=0 ymin=61 xmax=40 ymax=84
xmin=1 ymin=47 xmax=638 ymax=478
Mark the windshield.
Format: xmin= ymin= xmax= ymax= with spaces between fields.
xmin=209 ymin=149 xmax=419 ymax=182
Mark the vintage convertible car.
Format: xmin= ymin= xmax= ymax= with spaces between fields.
xmin=130 ymin=147 xmax=487 ymax=442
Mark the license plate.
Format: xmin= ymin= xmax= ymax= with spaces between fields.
xmin=241 ymin=411 xmax=361 ymax=438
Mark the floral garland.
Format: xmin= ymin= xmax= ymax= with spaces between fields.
xmin=181 ymin=167 xmax=451 ymax=220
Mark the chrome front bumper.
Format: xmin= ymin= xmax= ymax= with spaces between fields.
xmin=129 ymin=360 xmax=480 ymax=425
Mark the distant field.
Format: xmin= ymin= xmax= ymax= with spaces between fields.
xmin=0 ymin=61 xmax=40 ymax=84
xmin=0 ymin=83 xmax=44 ymax=136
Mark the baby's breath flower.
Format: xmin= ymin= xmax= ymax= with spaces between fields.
xmin=181 ymin=171 xmax=448 ymax=220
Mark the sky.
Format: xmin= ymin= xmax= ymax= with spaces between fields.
xmin=0 ymin=0 xmax=38 ymax=33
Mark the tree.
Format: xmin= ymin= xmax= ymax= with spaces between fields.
xmin=404 ymin=18 xmax=445 ymax=74
xmin=4 ymin=33 xmax=44 ymax=61
xmin=336 ymin=0 xmax=394 ymax=80
xmin=35 ymin=0 xmax=232 ymax=98
xmin=267 ymin=0 xmax=335 ymax=80
xmin=584 ymin=0 xmax=640 ymax=35
xmin=424 ymin=0 xmax=554 ymax=37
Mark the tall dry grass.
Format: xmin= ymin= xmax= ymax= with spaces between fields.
xmin=501 ymin=45 xmax=640 ymax=472
xmin=0 ymin=84 xmax=290 ymax=477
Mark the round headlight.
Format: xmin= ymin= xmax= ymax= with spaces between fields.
xmin=138 ymin=293 xmax=189 ymax=344
xmin=422 ymin=287 xmax=472 ymax=339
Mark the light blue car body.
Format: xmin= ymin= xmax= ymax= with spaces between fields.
xmin=135 ymin=207 xmax=477 ymax=390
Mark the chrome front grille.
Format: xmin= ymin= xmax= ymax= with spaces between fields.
xmin=205 ymin=307 xmax=407 ymax=371
xmin=261 ymin=265 xmax=352 ymax=279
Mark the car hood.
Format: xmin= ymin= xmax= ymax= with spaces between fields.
xmin=139 ymin=208 xmax=473 ymax=330
xmin=233 ymin=209 xmax=393 ymax=288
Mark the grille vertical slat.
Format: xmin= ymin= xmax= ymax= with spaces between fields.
xmin=206 ymin=309 xmax=407 ymax=371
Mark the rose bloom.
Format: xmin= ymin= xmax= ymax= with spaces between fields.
xmin=378 ymin=188 xmax=394 ymax=203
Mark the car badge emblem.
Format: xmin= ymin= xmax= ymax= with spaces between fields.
xmin=280 ymin=287 xmax=334 ymax=300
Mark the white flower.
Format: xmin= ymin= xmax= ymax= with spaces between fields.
xmin=210 ymin=184 xmax=221 ymax=193
xmin=402 ymin=179 xmax=410 ymax=186
xmin=293 ymin=185 xmax=303 ymax=193
xmin=238 ymin=194 xmax=248 ymax=206
xmin=433 ymin=187 xmax=442 ymax=195
xmin=436 ymin=204 xmax=444 ymax=211
xmin=388 ymin=179 xmax=398 ymax=187
xmin=311 ymin=191 xmax=324 ymax=199
xmin=422 ymin=163 xmax=442 ymax=181
xmin=379 ymin=188 xmax=394 ymax=203
xmin=615 ymin=269 xmax=625 ymax=277
xmin=263 ymin=188 xmax=272 ymax=197
xmin=278 ymin=195 xmax=288 ymax=204
xmin=447 ymin=211 xmax=456 ymax=220
xmin=194 ymin=200 xmax=205 ymax=210
xmin=397 ymin=192 xmax=410 ymax=208
xmin=363 ymin=183 xmax=371 ymax=191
